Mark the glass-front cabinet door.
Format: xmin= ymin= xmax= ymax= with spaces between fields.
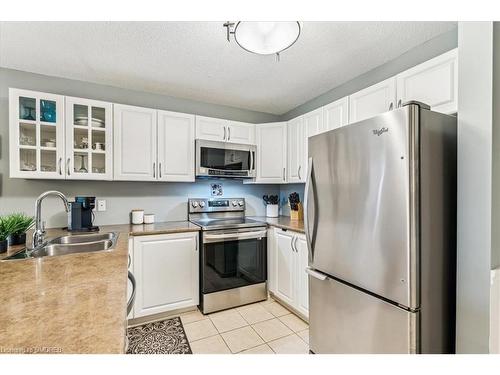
xmin=65 ymin=97 xmax=113 ymax=180
xmin=9 ymin=88 xmax=65 ymax=179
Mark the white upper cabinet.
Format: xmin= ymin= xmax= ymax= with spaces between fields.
xmin=65 ymin=96 xmax=113 ymax=180
xmin=302 ymin=108 xmax=324 ymax=180
xmin=323 ymin=96 xmax=349 ymax=132
xmin=287 ymin=116 xmax=305 ymax=183
xmin=396 ymin=48 xmax=458 ymax=114
xmin=113 ymin=104 xmax=157 ymax=181
xmin=9 ymin=88 xmax=65 ymax=179
xmin=195 ymin=115 xmax=228 ymax=142
xmin=157 ymin=110 xmax=195 ymax=182
xmin=133 ymin=232 xmax=199 ymax=318
xmin=196 ymin=116 xmax=255 ymax=144
xmin=349 ymin=77 xmax=397 ymax=123
xmin=227 ymin=121 xmax=256 ymax=144
xmin=255 ymin=122 xmax=287 ymax=183
xmin=303 ymin=107 xmax=324 ymax=138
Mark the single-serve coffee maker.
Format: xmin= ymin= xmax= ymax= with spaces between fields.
xmin=68 ymin=196 xmax=99 ymax=232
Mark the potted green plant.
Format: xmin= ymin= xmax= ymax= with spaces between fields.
xmin=4 ymin=213 xmax=35 ymax=246
xmin=0 ymin=216 xmax=12 ymax=253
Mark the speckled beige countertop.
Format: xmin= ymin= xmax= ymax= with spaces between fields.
xmin=0 ymin=221 xmax=199 ymax=354
xmin=249 ymin=216 xmax=305 ymax=234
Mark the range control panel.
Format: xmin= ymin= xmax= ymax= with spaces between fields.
xmin=188 ymin=198 xmax=245 ymax=213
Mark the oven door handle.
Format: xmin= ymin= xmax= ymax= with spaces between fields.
xmin=203 ymin=230 xmax=267 ymax=243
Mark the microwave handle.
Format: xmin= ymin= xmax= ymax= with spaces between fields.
xmin=250 ymin=150 xmax=255 ymax=171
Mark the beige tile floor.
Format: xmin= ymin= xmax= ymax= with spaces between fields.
xmin=179 ymin=297 xmax=309 ymax=354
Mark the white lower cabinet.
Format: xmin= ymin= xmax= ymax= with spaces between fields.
xmin=132 ymin=232 xmax=199 ymax=318
xmin=270 ymin=227 xmax=309 ymax=318
xmin=274 ymin=229 xmax=296 ymax=306
xmin=294 ymin=235 xmax=309 ymax=316
xmin=267 ymin=228 xmax=276 ymax=293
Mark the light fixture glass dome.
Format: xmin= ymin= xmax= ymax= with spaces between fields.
xmin=233 ymin=21 xmax=301 ymax=55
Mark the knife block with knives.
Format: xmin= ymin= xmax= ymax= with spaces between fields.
xmin=288 ymin=192 xmax=304 ymax=221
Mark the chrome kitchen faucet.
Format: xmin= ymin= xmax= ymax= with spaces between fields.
xmin=32 ymin=191 xmax=70 ymax=248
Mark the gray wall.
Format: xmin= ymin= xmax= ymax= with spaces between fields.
xmin=281 ymin=28 xmax=458 ymax=121
xmin=456 ymin=22 xmax=493 ymax=354
xmin=0 ymin=68 xmax=280 ymax=227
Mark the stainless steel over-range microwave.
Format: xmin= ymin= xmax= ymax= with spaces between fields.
xmin=195 ymin=139 xmax=256 ymax=178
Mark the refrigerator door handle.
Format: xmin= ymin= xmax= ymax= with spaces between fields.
xmin=306 ymin=267 xmax=327 ymax=281
xmin=304 ymin=157 xmax=317 ymax=263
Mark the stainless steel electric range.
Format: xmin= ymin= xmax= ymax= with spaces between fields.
xmin=188 ymin=198 xmax=268 ymax=314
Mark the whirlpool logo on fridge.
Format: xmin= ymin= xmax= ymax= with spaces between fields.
xmin=372 ymin=127 xmax=389 ymax=136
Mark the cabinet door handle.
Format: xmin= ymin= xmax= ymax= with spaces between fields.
xmin=153 ymin=162 xmax=156 ymax=178
xmin=159 ymin=162 xmax=162 ymax=178
xmin=283 ymin=167 xmax=286 ymax=181
xmin=228 ymin=127 xmax=231 ymax=141
xmin=389 ymin=102 xmax=394 ymax=111
xmin=398 ymin=99 xmax=402 ymax=108
xmin=298 ymin=165 xmax=301 ymax=180
xmin=67 ymin=158 xmax=71 ymax=176
xmin=58 ymin=157 xmax=62 ymax=175
xmin=223 ymin=126 xmax=226 ymax=141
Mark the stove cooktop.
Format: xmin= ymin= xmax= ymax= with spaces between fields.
xmin=189 ymin=217 xmax=267 ymax=231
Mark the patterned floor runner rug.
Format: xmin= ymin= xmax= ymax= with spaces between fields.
xmin=127 ymin=316 xmax=192 ymax=354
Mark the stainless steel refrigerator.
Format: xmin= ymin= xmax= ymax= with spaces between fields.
xmin=304 ymin=101 xmax=457 ymax=354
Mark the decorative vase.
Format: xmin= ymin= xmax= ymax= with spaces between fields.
xmin=8 ymin=233 xmax=26 ymax=246
xmin=266 ymin=204 xmax=279 ymax=218
xmin=0 ymin=239 xmax=8 ymax=254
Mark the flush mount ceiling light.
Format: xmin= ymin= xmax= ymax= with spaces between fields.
xmin=223 ymin=21 xmax=301 ymax=61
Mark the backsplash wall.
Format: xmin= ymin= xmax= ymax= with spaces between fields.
xmin=0 ymin=178 xmax=279 ymax=228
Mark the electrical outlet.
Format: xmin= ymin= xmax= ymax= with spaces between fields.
xmin=97 ymin=199 xmax=106 ymax=212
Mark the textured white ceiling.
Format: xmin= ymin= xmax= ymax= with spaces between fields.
xmin=0 ymin=21 xmax=456 ymax=115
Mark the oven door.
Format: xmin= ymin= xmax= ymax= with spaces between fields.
xmin=196 ymin=139 xmax=256 ymax=178
xmin=201 ymin=228 xmax=267 ymax=294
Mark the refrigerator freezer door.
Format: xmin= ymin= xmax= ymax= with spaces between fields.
xmin=309 ymin=274 xmax=418 ymax=354
xmin=306 ymin=107 xmax=415 ymax=308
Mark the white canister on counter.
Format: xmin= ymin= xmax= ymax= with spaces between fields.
xmin=266 ymin=204 xmax=279 ymax=218
xmin=144 ymin=214 xmax=155 ymax=224
xmin=131 ymin=209 xmax=144 ymax=225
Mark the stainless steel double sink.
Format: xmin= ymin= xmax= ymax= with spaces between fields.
xmin=3 ymin=232 xmax=118 ymax=260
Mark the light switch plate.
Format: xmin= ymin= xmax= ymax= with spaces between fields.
xmin=97 ymin=199 xmax=106 ymax=212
